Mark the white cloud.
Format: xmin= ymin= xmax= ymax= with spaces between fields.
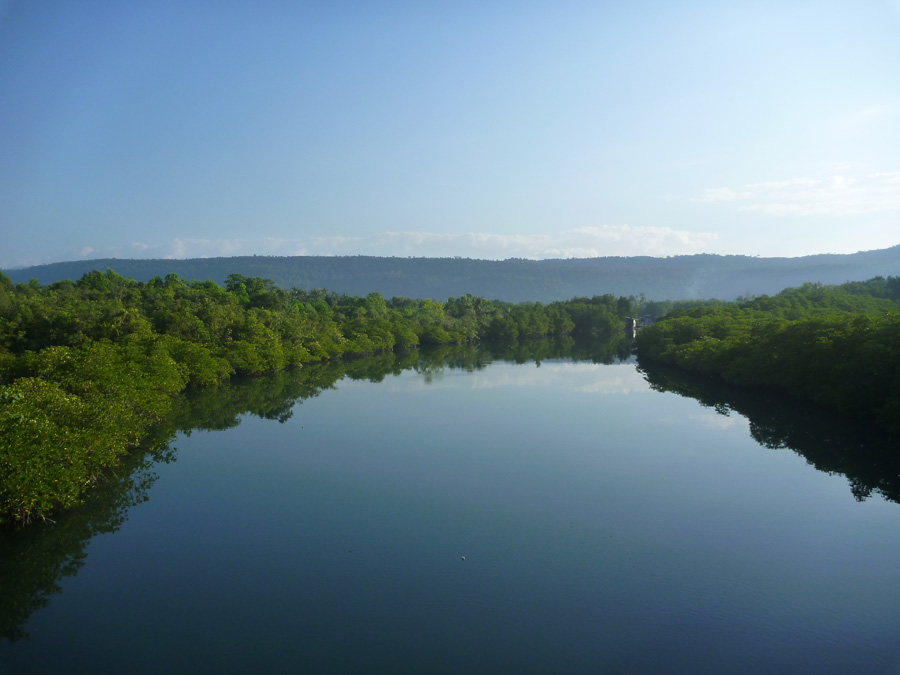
xmin=565 ymin=226 xmax=718 ymax=256
xmin=359 ymin=225 xmax=717 ymax=258
xmin=117 ymin=225 xmax=718 ymax=261
xmin=693 ymin=172 xmax=900 ymax=217
xmin=167 ymin=238 xmax=247 ymax=259
xmin=79 ymin=246 xmax=95 ymax=257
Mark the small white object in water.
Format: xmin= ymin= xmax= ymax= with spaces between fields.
xmin=461 ymin=556 xmax=466 ymax=561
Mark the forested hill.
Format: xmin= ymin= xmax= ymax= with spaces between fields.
xmin=5 ymin=245 xmax=900 ymax=301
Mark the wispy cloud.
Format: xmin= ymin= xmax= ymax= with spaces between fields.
xmin=131 ymin=242 xmax=163 ymax=252
xmin=329 ymin=225 xmax=716 ymax=259
xmin=167 ymin=238 xmax=248 ymax=259
xmin=81 ymin=225 xmax=718 ymax=262
xmin=693 ymin=172 xmax=900 ymax=217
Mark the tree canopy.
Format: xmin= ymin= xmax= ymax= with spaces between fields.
xmin=635 ymin=277 xmax=900 ymax=435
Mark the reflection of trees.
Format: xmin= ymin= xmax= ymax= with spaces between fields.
xmin=0 ymin=335 xmax=631 ymax=641
xmin=0 ymin=447 xmax=169 ymax=641
xmin=435 ymin=335 xmax=634 ymax=369
xmin=568 ymin=334 xmax=634 ymax=364
xmin=637 ymin=357 xmax=900 ymax=505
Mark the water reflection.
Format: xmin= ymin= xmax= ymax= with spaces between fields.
xmin=637 ymin=358 xmax=900 ymax=503
xmin=0 ymin=338 xmax=627 ymax=641
xmin=0 ymin=447 xmax=172 ymax=641
xmin=5 ymin=334 xmax=893 ymax=644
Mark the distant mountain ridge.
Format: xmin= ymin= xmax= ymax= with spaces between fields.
xmin=5 ymin=246 xmax=900 ymax=302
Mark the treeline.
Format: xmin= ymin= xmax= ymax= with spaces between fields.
xmin=0 ymin=269 xmax=635 ymax=525
xmin=635 ymin=277 xmax=900 ymax=434
xmin=7 ymin=244 xmax=900 ymax=302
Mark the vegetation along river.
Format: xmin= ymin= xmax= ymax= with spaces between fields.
xmin=2 ymin=340 xmax=900 ymax=674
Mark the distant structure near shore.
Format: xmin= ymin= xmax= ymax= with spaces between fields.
xmin=625 ymin=317 xmax=637 ymax=338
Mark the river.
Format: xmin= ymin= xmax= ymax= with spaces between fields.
xmin=2 ymin=342 xmax=899 ymax=673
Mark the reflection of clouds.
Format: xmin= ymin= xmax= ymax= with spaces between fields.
xmin=370 ymin=361 xmax=653 ymax=395
xmin=688 ymin=412 xmax=749 ymax=432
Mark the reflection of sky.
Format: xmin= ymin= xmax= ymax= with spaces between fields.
xmin=687 ymin=411 xmax=750 ymax=432
xmin=349 ymin=360 xmax=653 ymax=396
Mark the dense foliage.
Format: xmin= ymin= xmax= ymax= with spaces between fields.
xmin=635 ymin=277 xmax=900 ymax=434
xmin=0 ymin=269 xmax=634 ymax=525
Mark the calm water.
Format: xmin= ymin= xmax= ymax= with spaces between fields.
xmin=3 ymin=347 xmax=900 ymax=674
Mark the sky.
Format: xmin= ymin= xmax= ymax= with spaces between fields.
xmin=1 ymin=0 xmax=899 ymax=268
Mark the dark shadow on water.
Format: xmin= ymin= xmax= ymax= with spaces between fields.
xmin=0 ymin=446 xmax=173 ymax=641
xmin=637 ymin=357 xmax=900 ymax=504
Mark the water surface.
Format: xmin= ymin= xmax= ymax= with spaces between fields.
xmin=3 ymin=347 xmax=900 ymax=673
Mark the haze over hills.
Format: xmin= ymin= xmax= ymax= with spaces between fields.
xmin=4 ymin=245 xmax=900 ymax=302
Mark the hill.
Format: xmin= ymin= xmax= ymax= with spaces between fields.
xmin=4 ymin=245 xmax=900 ymax=301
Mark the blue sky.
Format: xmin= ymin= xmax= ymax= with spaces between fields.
xmin=2 ymin=1 xmax=899 ymax=268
